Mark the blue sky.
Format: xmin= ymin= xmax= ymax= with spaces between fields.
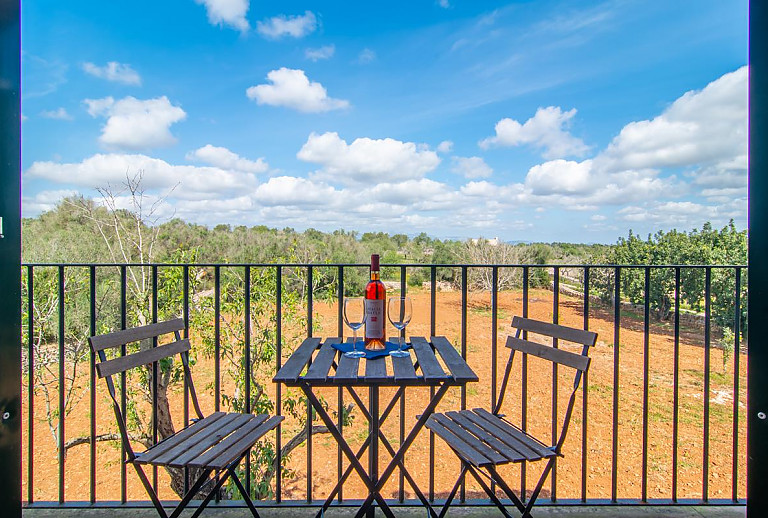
xmin=21 ymin=0 xmax=748 ymax=243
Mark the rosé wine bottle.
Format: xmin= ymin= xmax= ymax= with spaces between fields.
xmin=364 ymin=254 xmax=386 ymax=349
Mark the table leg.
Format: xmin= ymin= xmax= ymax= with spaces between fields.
xmin=368 ymin=385 xmax=379 ymax=518
xmin=300 ymin=384 xmax=396 ymax=518
xmin=354 ymin=383 xmax=451 ymax=518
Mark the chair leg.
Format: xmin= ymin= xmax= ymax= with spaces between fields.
xmin=522 ymin=458 xmax=556 ymax=517
xmin=465 ymin=465 xmax=516 ymax=518
xmin=486 ymin=466 xmax=528 ymax=515
xmin=187 ymin=469 xmax=234 ymax=518
xmin=168 ymin=468 xmax=214 ymax=518
xmin=131 ymin=462 xmax=169 ymax=518
xmin=438 ymin=464 xmax=468 ymax=518
xmin=229 ymin=467 xmax=262 ymax=518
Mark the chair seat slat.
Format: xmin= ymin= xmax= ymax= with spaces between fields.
xmin=137 ymin=412 xmax=228 ymax=464
xmin=205 ymin=415 xmax=284 ymax=470
xmin=432 ymin=414 xmax=508 ymax=465
xmin=189 ymin=414 xmax=279 ymax=469
xmin=472 ymin=408 xmax=555 ymax=460
xmin=445 ymin=411 xmax=526 ymax=463
xmin=425 ymin=416 xmax=494 ymax=467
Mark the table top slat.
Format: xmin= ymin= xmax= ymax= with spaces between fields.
xmin=431 ymin=336 xmax=478 ymax=382
xmin=304 ymin=338 xmax=340 ymax=381
xmin=364 ymin=355 xmax=388 ymax=382
xmin=410 ymin=336 xmax=447 ymax=381
xmin=391 ymin=352 xmax=417 ymax=381
xmin=273 ymin=337 xmax=321 ymax=383
xmin=334 ymin=349 xmax=360 ymax=382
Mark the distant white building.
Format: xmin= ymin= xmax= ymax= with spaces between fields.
xmin=470 ymin=237 xmax=501 ymax=246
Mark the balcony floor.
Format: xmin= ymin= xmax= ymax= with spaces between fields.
xmin=23 ymin=505 xmax=746 ymax=518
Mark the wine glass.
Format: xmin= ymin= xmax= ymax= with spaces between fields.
xmin=388 ymin=296 xmax=412 ymax=358
xmin=343 ymin=297 xmax=367 ymax=358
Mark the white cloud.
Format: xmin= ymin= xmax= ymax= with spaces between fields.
xmin=254 ymin=176 xmax=338 ymax=206
xmin=246 ymin=68 xmax=349 ymax=113
xmin=451 ymin=156 xmax=493 ymax=179
xmin=525 ymin=159 xmax=592 ymax=195
xmin=357 ymin=48 xmax=376 ymax=64
xmin=600 ymin=66 xmax=747 ymax=174
xmin=256 ymin=11 xmax=316 ymax=39
xmin=83 ymin=96 xmax=187 ymax=150
xmin=186 ymin=144 xmax=268 ymax=174
xmin=298 ymin=132 xmax=440 ymax=184
xmin=40 ymin=107 xmax=73 ymax=120
xmin=22 ymin=189 xmax=79 ymax=216
xmin=305 ymin=45 xmax=335 ymax=61
xmin=195 ymin=0 xmax=250 ymax=32
xmin=437 ymin=140 xmax=454 ymax=153
xmin=82 ymin=62 xmax=141 ymax=85
xmin=26 ymin=153 xmax=258 ymax=200
xmin=480 ymin=106 xmax=589 ymax=159
xmin=437 ymin=0 xmax=451 ymax=8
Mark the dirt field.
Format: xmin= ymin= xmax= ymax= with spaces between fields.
xmin=21 ymin=288 xmax=747 ymax=503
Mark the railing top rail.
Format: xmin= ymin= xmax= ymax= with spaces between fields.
xmin=21 ymin=262 xmax=749 ymax=269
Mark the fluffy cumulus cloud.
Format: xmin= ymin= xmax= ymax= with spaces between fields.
xmin=480 ymin=106 xmax=589 ymax=159
xmin=525 ymin=159 xmax=592 ymax=195
xmin=186 ymin=144 xmax=268 ymax=174
xmin=26 ymin=153 xmax=258 ymax=200
xmin=40 ymin=107 xmax=73 ymax=120
xmin=599 ymin=66 xmax=747 ymax=175
xmin=195 ymin=0 xmax=250 ymax=32
xmin=437 ymin=140 xmax=454 ymax=153
xmin=451 ymin=156 xmax=493 ymax=179
xmin=84 ymin=96 xmax=186 ymax=150
xmin=297 ymin=132 xmax=441 ymax=184
xmin=256 ymin=11 xmax=316 ymax=39
xmin=254 ymin=176 xmax=338 ymax=206
xmin=82 ymin=62 xmax=141 ymax=85
xmin=305 ymin=45 xmax=335 ymax=61
xmin=22 ymin=189 xmax=79 ymax=216
xmin=246 ymin=68 xmax=349 ymax=113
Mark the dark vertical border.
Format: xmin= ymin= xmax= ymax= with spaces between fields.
xmin=749 ymin=2 xmax=767 ymax=515
xmin=0 ymin=1 xmax=21 ymax=515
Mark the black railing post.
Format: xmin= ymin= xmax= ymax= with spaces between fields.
xmin=89 ymin=266 xmax=97 ymax=504
xmin=58 ymin=265 xmax=65 ymax=504
xmin=26 ymin=267 xmax=34 ymax=505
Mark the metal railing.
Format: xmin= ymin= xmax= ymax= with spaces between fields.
xmin=21 ymin=262 xmax=747 ymax=508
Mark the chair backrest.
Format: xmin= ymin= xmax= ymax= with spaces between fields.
xmin=494 ymin=317 xmax=597 ymax=452
xmin=89 ymin=318 xmax=203 ymax=459
xmin=89 ymin=318 xmax=189 ymax=378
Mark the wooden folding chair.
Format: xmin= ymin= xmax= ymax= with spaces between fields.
xmin=425 ymin=316 xmax=597 ymax=518
xmin=89 ymin=318 xmax=283 ymax=518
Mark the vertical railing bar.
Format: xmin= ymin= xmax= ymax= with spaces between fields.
xmin=399 ymin=265 xmax=406 ymax=503
xmin=214 ymin=266 xmax=221 ymax=412
xmin=672 ymin=267 xmax=681 ymax=503
xmin=642 ymin=267 xmax=650 ymax=503
xmin=244 ymin=265 xmax=252 ymax=497
xmin=182 ymin=265 xmax=190 ymax=497
xmin=581 ymin=266 xmax=590 ymax=503
xmin=732 ymin=267 xmax=742 ymax=502
xmin=460 ymin=265 xmax=468 ymax=503
xmin=275 ymin=266 xmax=283 ymax=503
xmin=58 ymin=265 xmax=65 ymax=504
xmin=429 ymin=266 xmax=436 ymax=502
xmin=703 ymin=267 xmax=711 ymax=502
xmin=120 ymin=266 xmax=127 ymax=504
xmin=151 ymin=265 xmax=158 ymax=492
xmin=611 ymin=266 xmax=621 ymax=503
xmin=551 ymin=266 xmax=559 ymax=502
xmin=521 ymin=266 xmax=529 ymax=502
xmin=491 ymin=266 xmax=498 ymax=497
xmin=214 ymin=266 xmax=221 ymax=504
xmin=306 ymin=265 xmax=313 ymax=503
xmin=26 ymin=266 xmax=34 ymax=504
xmin=337 ymin=265 xmax=344 ymax=503
xmin=89 ymin=266 xmax=97 ymax=504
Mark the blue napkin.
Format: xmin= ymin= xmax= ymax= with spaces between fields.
xmin=331 ymin=340 xmax=411 ymax=359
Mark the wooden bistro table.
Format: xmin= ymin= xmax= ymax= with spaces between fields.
xmin=273 ymin=336 xmax=478 ymax=518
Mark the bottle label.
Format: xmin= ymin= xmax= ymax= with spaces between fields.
xmin=365 ymin=299 xmax=385 ymax=339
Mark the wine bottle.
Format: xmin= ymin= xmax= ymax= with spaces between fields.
xmin=364 ymin=254 xmax=386 ymax=349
